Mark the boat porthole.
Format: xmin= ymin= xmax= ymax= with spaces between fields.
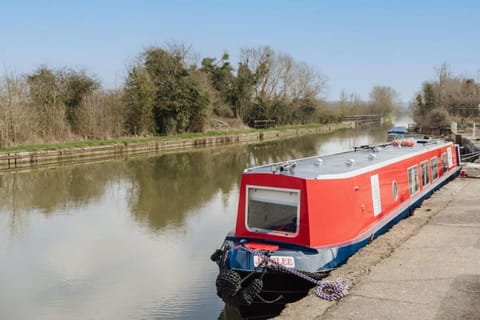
xmin=392 ymin=180 xmax=398 ymax=201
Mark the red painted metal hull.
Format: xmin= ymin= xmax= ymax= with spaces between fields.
xmin=234 ymin=142 xmax=460 ymax=248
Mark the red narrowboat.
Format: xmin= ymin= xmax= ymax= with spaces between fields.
xmin=211 ymin=139 xmax=461 ymax=306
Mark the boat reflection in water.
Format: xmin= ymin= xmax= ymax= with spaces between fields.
xmin=219 ymin=300 xmax=299 ymax=320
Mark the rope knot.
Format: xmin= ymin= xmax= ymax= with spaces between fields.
xmin=315 ymin=279 xmax=349 ymax=301
xmin=240 ymin=244 xmax=349 ymax=301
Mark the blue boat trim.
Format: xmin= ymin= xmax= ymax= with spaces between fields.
xmin=387 ymin=126 xmax=408 ymax=135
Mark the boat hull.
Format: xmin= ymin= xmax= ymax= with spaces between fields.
xmin=212 ymin=165 xmax=460 ymax=305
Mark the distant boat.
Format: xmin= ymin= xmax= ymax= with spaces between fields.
xmin=387 ymin=126 xmax=408 ymax=141
xmin=211 ymin=139 xmax=461 ymax=307
xmin=388 ymin=126 xmax=408 ymax=134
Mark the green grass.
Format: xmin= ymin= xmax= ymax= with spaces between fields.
xmin=0 ymin=123 xmax=332 ymax=153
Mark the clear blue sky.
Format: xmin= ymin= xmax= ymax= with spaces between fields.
xmin=1 ymin=0 xmax=479 ymax=102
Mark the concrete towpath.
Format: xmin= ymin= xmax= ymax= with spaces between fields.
xmin=277 ymin=177 xmax=480 ymax=320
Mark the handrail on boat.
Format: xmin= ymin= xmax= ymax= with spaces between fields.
xmin=353 ymin=143 xmax=391 ymax=152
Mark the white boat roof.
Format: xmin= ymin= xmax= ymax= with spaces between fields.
xmin=244 ymin=140 xmax=451 ymax=179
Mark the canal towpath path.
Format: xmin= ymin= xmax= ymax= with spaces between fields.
xmin=277 ymin=176 xmax=480 ymax=320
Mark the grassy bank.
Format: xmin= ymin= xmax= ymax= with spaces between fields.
xmin=0 ymin=122 xmax=352 ymax=172
xmin=0 ymin=123 xmax=337 ymax=153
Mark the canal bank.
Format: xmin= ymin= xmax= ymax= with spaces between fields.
xmin=460 ymin=134 xmax=480 ymax=162
xmin=0 ymin=122 xmax=351 ymax=171
xmin=277 ymin=176 xmax=480 ymax=320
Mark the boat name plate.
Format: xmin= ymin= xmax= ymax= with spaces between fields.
xmin=253 ymin=255 xmax=295 ymax=268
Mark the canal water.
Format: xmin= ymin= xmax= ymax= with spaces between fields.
xmin=0 ymin=125 xmax=393 ymax=320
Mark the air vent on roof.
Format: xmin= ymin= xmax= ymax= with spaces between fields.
xmin=272 ymin=161 xmax=296 ymax=174
xmin=345 ymin=159 xmax=355 ymax=166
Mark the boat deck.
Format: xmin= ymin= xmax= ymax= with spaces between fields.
xmin=244 ymin=140 xmax=447 ymax=179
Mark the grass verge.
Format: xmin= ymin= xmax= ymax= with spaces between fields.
xmin=0 ymin=123 xmax=335 ymax=153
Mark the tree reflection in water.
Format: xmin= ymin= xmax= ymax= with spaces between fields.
xmin=0 ymin=124 xmax=393 ymax=320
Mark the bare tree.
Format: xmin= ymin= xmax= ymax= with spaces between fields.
xmin=369 ymin=86 xmax=399 ymax=118
xmin=164 ymin=40 xmax=199 ymax=67
xmin=0 ymin=70 xmax=30 ymax=146
xmin=336 ymin=90 xmax=366 ymax=115
xmin=241 ymin=47 xmax=326 ymax=103
xmin=435 ymin=62 xmax=452 ymax=109
xmin=27 ymin=67 xmax=71 ymax=141
xmin=75 ymin=90 xmax=125 ymax=139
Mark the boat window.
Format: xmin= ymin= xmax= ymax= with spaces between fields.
xmin=392 ymin=180 xmax=398 ymax=201
xmin=420 ymin=161 xmax=430 ymax=187
xmin=408 ymin=165 xmax=419 ymax=196
xmin=441 ymin=152 xmax=448 ymax=173
xmin=431 ymin=157 xmax=439 ymax=181
xmin=246 ymin=186 xmax=299 ymax=236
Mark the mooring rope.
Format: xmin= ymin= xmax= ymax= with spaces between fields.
xmin=239 ymin=245 xmax=349 ymax=301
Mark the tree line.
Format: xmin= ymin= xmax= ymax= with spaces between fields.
xmin=0 ymin=43 xmax=399 ymax=148
xmin=410 ymin=63 xmax=480 ymax=130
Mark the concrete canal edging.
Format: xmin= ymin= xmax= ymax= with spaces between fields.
xmin=277 ymin=176 xmax=479 ymax=319
xmin=0 ymin=122 xmax=352 ymax=171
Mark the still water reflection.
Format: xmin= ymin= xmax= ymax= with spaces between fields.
xmin=0 ymin=125 xmax=391 ymax=320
